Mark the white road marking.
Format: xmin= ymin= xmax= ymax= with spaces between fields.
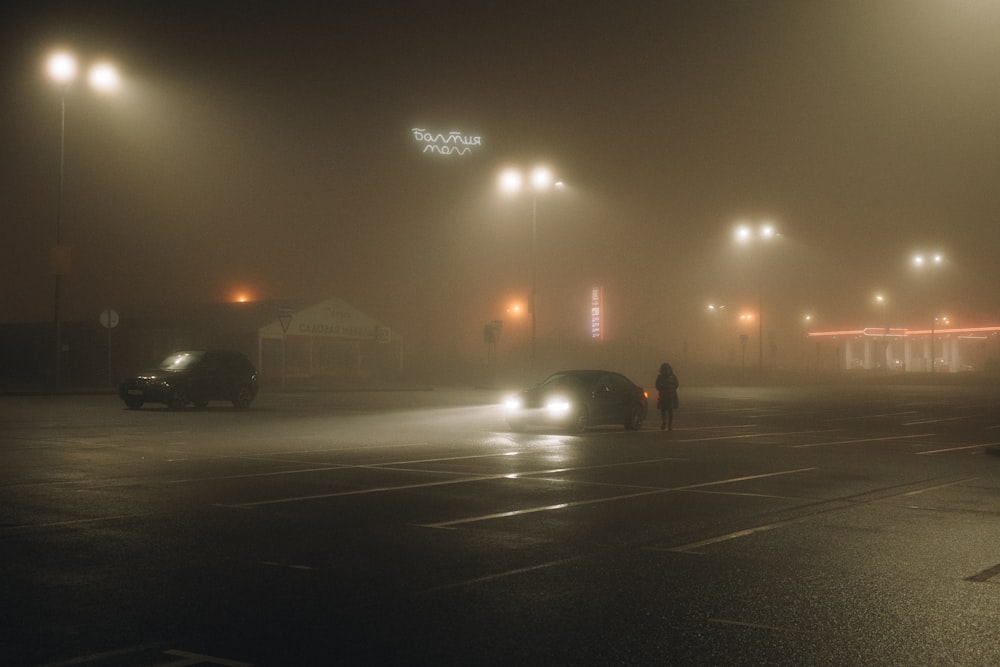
xmin=419 ymin=468 xmax=817 ymax=529
xmin=4 ymin=513 xmax=151 ymax=530
xmin=902 ymin=416 xmax=971 ymax=426
xmin=916 ymin=443 xmax=1000 ymax=455
xmin=37 ymin=643 xmax=164 ymax=667
xmin=674 ymin=429 xmax=835 ymax=443
xmin=825 ymin=411 xmax=918 ymax=422
xmin=227 ymin=455 xmax=691 ymax=508
xmin=664 ymin=476 xmax=979 ymax=554
xmin=790 ymin=433 xmax=932 ymax=449
xmin=162 ymin=649 xmax=254 ymax=666
xmin=896 ymin=477 xmax=978 ymax=494
xmin=708 ymin=617 xmax=794 ymax=632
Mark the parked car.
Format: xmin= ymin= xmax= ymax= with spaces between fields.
xmin=503 ymin=369 xmax=648 ymax=433
xmin=119 ymin=350 xmax=258 ymax=410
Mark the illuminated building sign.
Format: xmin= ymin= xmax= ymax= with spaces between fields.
xmin=411 ymin=128 xmax=482 ymax=155
xmin=591 ymin=287 xmax=604 ymax=340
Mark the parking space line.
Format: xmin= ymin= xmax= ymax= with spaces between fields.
xmin=902 ymin=416 xmax=970 ymax=426
xmin=419 ymin=468 xmax=816 ymax=529
xmin=168 ymin=452 xmax=527 ymax=485
xmin=420 ymin=489 xmax=668 ymax=528
xmin=665 ymin=475 xmax=978 ymax=554
xmin=896 ymin=477 xmax=978 ymax=495
xmin=916 ymin=443 xmax=1000 ymax=455
xmin=37 ymin=643 xmax=166 ymax=667
xmin=4 ymin=513 xmax=153 ymax=531
xmin=665 ymin=515 xmax=810 ymax=554
xmin=227 ymin=455 xmax=693 ymax=507
xmin=676 ymin=429 xmax=834 ymax=443
xmin=791 ymin=433 xmax=932 ymax=449
xmin=417 ymin=555 xmax=585 ymax=594
xmin=825 ymin=411 xmax=919 ymax=422
xmin=707 ymin=617 xmax=794 ymax=633
xmin=163 ymin=649 xmax=254 ymax=666
xmin=168 ymin=465 xmax=349 ymax=484
xmin=232 ymin=475 xmax=495 ymax=506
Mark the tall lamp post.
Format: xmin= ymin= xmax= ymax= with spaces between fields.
xmin=707 ymin=303 xmax=729 ymax=365
xmin=498 ymin=166 xmax=562 ymax=365
xmin=911 ymin=252 xmax=945 ymax=373
xmin=734 ymin=221 xmax=777 ymax=370
xmin=45 ymin=51 xmax=119 ymax=389
xmin=874 ymin=293 xmax=888 ymax=370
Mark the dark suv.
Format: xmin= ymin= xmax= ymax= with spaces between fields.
xmin=119 ymin=350 xmax=258 ymax=410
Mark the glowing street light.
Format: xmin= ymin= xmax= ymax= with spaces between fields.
xmin=911 ymin=250 xmax=946 ymax=373
xmin=45 ymin=49 xmax=120 ymax=389
xmin=498 ymin=165 xmax=563 ymax=365
xmin=911 ymin=252 xmax=943 ymax=268
xmin=706 ymin=303 xmax=728 ymax=365
xmin=874 ymin=293 xmax=886 ymax=315
xmin=88 ymin=63 xmax=120 ymax=91
xmin=734 ymin=221 xmax=778 ymax=370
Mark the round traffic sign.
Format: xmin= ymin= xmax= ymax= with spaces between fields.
xmin=99 ymin=309 xmax=120 ymax=329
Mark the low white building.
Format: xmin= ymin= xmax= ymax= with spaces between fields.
xmin=257 ymin=297 xmax=400 ymax=383
xmin=807 ymin=326 xmax=1000 ymax=373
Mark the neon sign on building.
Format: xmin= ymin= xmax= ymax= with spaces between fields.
xmin=411 ymin=128 xmax=483 ymax=155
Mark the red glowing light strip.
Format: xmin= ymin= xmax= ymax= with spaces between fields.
xmin=809 ymin=326 xmax=1000 ymax=338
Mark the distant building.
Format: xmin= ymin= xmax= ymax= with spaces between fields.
xmin=0 ymin=297 xmax=401 ymax=389
xmin=807 ymin=325 xmax=1000 ymax=373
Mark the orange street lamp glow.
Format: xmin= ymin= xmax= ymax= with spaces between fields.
xmin=231 ymin=290 xmax=254 ymax=303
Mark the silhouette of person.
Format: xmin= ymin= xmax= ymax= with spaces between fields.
xmin=655 ymin=362 xmax=679 ymax=430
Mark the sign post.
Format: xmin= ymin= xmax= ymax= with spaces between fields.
xmin=278 ymin=309 xmax=293 ymax=390
xmin=99 ymin=309 xmax=119 ymax=386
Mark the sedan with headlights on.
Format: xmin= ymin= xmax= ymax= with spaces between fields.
xmin=503 ymin=370 xmax=648 ymax=433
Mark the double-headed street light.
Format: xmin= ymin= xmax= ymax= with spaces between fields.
xmin=911 ymin=252 xmax=943 ymax=269
xmin=734 ymin=221 xmax=777 ymax=370
xmin=498 ymin=166 xmax=563 ymax=365
xmin=45 ymin=50 xmax=119 ymax=389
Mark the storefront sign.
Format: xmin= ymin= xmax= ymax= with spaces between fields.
xmin=411 ymin=128 xmax=482 ymax=156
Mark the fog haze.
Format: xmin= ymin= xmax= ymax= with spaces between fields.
xmin=3 ymin=1 xmax=999 ymax=371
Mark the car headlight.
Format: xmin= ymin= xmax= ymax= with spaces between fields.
xmin=503 ymin=396 xmax=522 ymax=412
xmin=544 ymin=396 xmax=572 ymax=416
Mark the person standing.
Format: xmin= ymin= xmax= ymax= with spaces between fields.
xmin=655 ymin=362 xmax=679 ymax=431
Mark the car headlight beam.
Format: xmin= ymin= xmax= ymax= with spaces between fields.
xmin=544 ymin=396 xmax=572 ymax=417
xmin=503 ymin=396 xmax=522 ymax=412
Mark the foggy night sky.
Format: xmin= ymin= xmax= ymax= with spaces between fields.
xmin=2 ymin=0 xmax=1000 ymax=363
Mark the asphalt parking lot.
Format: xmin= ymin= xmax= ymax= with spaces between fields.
xmin=2 ymin=382 xmax=999 ymax=666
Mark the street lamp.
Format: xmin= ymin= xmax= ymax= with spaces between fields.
xmin=911 ymin=252 xmax=943 ymax=269
xmin=911 ymin=251 xmax=946 ymax=373
xmin=45 ymin=50 xmax=119 ymax=389
xmin=873 ymin=293 xmax=890 ymax=371
xmin=498 ymin=165 xmax=563 ymax=365
xmin=707 ymin=303 xmax=727 ymax=365
xmin=734 ymin=221 xmax=777 ymax=370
